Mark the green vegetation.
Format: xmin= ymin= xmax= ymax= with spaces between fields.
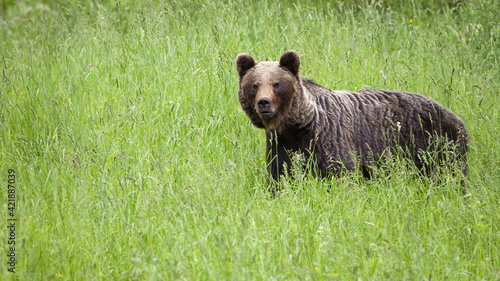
xmin=1 ymin=0 xmax=498 ymax=279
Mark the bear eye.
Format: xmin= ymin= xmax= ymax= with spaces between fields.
xmin=252 ymin=84 xmax=259 ymax=90
xmin=273 ymin=83 xmax=280 ymax=89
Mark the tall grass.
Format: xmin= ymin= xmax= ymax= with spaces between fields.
xmin=0 ymin=0 xmax=499 ymax=279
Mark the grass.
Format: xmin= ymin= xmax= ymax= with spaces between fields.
xmin=0 ymin=0 xmax=499 ymax=279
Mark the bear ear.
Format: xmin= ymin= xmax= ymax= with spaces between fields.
xmin=279 ymin=50 xmax=300 ymax=76
xmin=236 ymin=53 xmax=256 ymax=77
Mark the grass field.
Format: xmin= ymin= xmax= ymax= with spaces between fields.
xmin=1 ymin=0 xmax=499 ymax=279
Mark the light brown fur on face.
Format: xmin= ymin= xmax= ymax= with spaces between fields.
xmin=237 ymin=56 xmax=300 ymax=132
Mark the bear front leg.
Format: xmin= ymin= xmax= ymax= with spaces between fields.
xmin=265 ymin=132 xmax=293 ymax=181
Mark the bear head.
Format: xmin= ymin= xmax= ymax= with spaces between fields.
xmin=236 ymin=50 xmax=301 ymax=132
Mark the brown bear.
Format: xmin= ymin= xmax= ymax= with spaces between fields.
xmin=236 ymin=50 xmax=468 ymax=182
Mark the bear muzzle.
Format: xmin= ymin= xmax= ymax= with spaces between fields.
xmin=256 ymin=97 xmax=275 ymax=117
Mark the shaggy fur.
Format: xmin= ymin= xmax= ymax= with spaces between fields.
xmin=236 ymin=50 xmax=468 ymax=181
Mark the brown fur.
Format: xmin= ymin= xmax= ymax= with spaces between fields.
xmin=236 ymin=50 xmax=468 ymax=181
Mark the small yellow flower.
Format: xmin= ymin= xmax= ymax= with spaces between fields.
xmin=409 ymin=19 xmax=413 ymax=23
xmin=59 ymin=274 xmax=63 ymax=277
xmin=334 ymin=273 xmax=338 ymax=276
xmin=112 ymin=96 xmax=115 ymax=99
xmin=20 ymin=92 xmax=23 ymax=95
xmin=315 ymin=267 xmax=319 ymax=270
xmin=416 ymin=25 xmax=419 ymax=28
xmin=45 ymin=207 xmax=48 ymax=210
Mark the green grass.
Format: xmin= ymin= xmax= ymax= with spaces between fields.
xmin=0 ymin=0 xmax=499 ymax=279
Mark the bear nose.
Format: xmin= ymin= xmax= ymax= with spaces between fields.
xmin=257 ymin=97 xmax=271 ymax=109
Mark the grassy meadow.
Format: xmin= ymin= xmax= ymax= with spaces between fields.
xmin=0 ymin=0 xmax=499 ymax=279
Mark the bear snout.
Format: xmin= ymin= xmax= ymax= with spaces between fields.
xmin=257 ymin=97 xmax=271 ymax=109
xmin=257 ymin=97 xmax=273 ymax=116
